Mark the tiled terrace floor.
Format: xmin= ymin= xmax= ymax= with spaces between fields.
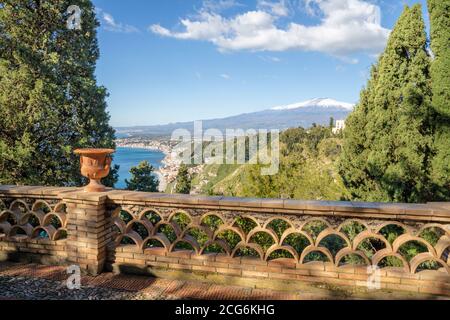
xmin=0 ymin=262 xmax=447 ymax=300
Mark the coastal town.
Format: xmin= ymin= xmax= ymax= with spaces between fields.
xmin=115 ymin=138 xmax=178 ymax=192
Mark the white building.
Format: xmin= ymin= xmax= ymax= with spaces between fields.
xmin=332 ymin=120 xmax=346 ymax=134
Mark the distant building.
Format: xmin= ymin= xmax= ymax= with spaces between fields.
xmin=332 ymin=120 xmax=346 ymax=134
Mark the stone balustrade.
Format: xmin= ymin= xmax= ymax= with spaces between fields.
xmin=0 ymin=185 xmax=449 ymax=296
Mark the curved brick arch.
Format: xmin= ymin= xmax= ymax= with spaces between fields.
xmin=374 ymin=221 xmax=413 ymax=235
xmin=337 ymin=219 xmax=370 ymax=234
xmin=0 ymin=210 xmax=14 ymax=223
xmin=8 ymin=224 xmax=33 ymax=238
xmin=111 ymin=207 xmax=122 ymax=219
xmin=112 ymin=207 xmax=136 ymax=222
xmin=265 ymin=244 xmax=299 ymax=262
xmin=299 ymin=245 xmax=334 ymax=264
xmin=115 ymin=230 xmax=143 ymax=249
xmin=153 ymin=221 xmax=182 ymax=238
xmin=142 ymin=233 xmax=171 ymax=252
xmin=199 ymin=211 xmax=226 ymax=227
xmin=53 ymin=202 xmax=67 ymax=214
xmin=417 ymin=223 xmax=450 ymax=238
xmin=392 ymin=234 xmax=437 ymax=257
xmin=352 ymin=230 xmax=392 ymax=251
xmin=42 ymin=212 xmax=67 ymax=228
xmin=231 ymin=241 xmax=265 ymax=260
xmin=435 ymin=236 xmax=450 ymax=261
xmin=53 ymin=228 xmax=67 ymax=241
xmin=371 ymin=248 xmax=410 ymax=273
xmin=113 ymin=217 xmax=126 ymax=234
xmin=9 ymin=199 xmax=30 ymax=214
xmin=138 ymin=208 xmax=164 ymax=222
xmin=125 ymin=219 xmax=154 ymax=236
xmin=410 ymin=252 xmax=450 ymax=274
xmin=168 ymin=209 xmax=193 ymax=225
xmin=263 ymin=217 xmax=294 ymax=232
xmin=181 ymin=225 xmax=214 ymax=241
xmin=31 ymin=200 xmax=52 ymax=214
xmin=315 ymin=229 xmax=351 ymax=249
xmin=169 ymin=234 xmax=201 ymax=254
xmin=0 ymin=209 xmax=27 ymax=226
xmin=232 ymin=215 xmax=261 ymax=230
xmin=334 ymin=247 xmax=370 ymax=267
xmin=23 ymin=211 xmax=45 ymax=227
xmin=246 ymin=227 xmax=279 ymax=246
xmin=200 ymin=239 xmax=232 ymax=256
xmin=300 ymin=217 xmax=332 ymax=231
xmin=213 ymin=225 xmax=246 ymax=243
xmin=32 ymin=225 xmax=56 ymax=240
xmin=279 ymin=228 xmax=314 ymax=249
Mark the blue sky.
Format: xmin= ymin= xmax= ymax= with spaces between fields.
xmin=91 ymin=0 xmax=430 ymax=127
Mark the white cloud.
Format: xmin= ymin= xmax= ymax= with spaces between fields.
xmin=150 ymin=0 xmax=390 ymax=58
xmin=99 ymin=10 xmax=139 ymax=33
xmin=220 ymin=74 xmax=232 ymax=80
xmin=257 ymin=0 xmax=290 ymax=17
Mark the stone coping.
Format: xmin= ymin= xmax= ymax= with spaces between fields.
xmin=1 ymin=185 xmax=449 ymax=221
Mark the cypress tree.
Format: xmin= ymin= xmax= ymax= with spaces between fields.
xmin=175 ymin=164 xmax=191 ymax=194
xmin=340 ymin=5 xmax=434 ymax=202
xmin=338 ymin=65 xmax=379 ymax=200
xmin=125 ymin=161 xmax=159 ymax=192
xmin=0 ymin=0 xmax=118 ymax=187
xmin=428 ymin=0 xmax=450 ymax=199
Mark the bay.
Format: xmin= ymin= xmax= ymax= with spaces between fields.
xmin=114 ymin=147 xmax=165 ymax=189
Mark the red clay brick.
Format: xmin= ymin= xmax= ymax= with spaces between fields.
xmin=192 ymin=265 xmax=216 ymax=273
xmin=242 ymin=270 xmax=269 ymax=278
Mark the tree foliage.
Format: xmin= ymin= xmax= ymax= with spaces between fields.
xmin=339 ymin=5 xmax=436 ymax=203
xmin=428 ymin=0 xmax=450 ymax=199
xmin=233 ymin=126 xmax=348 ymax=200
xmin=175 ymin=164 xmax=191 ymax=194
xmin=125 ymin=160 xmax=159 ymax=192
xmin=0 ymin=0 xmax=118 ymax=187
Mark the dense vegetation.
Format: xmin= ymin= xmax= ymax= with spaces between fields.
xmin=0 ymin=0 xmax=118 ymax=187
xmin=428 ymin=0 xmax=450 ymax=200
xmin=126 ymin=161 xmax=159 ymax=192
xmin=191 ymin=124 xmax=348 ymax=200
xmin=339 ymin=3 xmax=450 ymax=203
xmin=174 ymin=164 xmax=192 ymax=194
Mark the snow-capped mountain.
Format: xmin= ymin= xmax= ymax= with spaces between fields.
xmin=272 ymin=98 xmax=355 ymax=111
xmin=116 ymin=98 xmax=355 ymax=138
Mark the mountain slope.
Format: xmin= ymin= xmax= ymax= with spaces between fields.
xmin=116 ymin=98 xmax=354 ymax=137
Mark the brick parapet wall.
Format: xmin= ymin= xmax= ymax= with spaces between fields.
xmin=109 ymin=246 xmax=450 ymax=296
xmin=0 ymin=186 xmax=449 ymax=295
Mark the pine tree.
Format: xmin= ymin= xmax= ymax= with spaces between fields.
xmin=428 ymin=0 xmax=450 ymax=200
xmin=0 ymin=0 xmax=118 ymax=187
xmin=175 ymin=164 xmax=191 ymax=194
xmin=339 ymin=5 xmax=434 ymax=202
xmin=125 ymin=161 xmax=159 ymax=192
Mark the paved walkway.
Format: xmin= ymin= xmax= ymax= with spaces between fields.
xmin=0 ymin=262 xmax=447 ymax=300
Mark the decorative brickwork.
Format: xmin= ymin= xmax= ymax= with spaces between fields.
xmin=0 ymin=185 xmax=449 ymax=295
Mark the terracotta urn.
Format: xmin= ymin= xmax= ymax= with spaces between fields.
xmin=74 ymin=148 xmax=115 ymax=193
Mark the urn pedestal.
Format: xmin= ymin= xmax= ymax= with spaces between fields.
xmin=74 ymin=148 xmax=115 ymax=192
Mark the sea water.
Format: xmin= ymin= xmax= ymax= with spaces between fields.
xmin=114 ymin=147 xmax=165 ymax=189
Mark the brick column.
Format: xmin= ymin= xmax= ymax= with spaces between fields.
xmin=62 ymin=192 xmax=112 ymax=275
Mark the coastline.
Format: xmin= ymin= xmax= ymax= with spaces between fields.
xmin=115 ymin=140 xmax=178 ymax=192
